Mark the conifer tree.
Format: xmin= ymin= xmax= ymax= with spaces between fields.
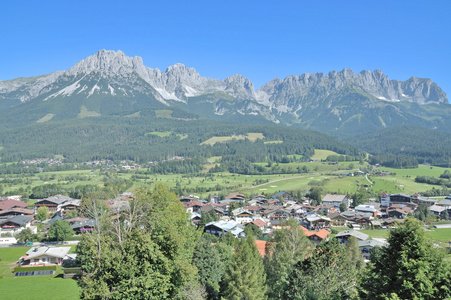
xmin=222 ymin=235 xmax=267 ymax=300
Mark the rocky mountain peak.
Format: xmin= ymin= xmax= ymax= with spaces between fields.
xmin=65 ymin=49 xmax=145 ymax=77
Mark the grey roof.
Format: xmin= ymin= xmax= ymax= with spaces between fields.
xmin=358 ymin=240 xmax=388 ymax=248
xmin=437 ymin=199 xmax=451 ymax=207
xmin=430 ymin=205 xmax=446 ymax=213
xmin=38 ymin=195 xmax=74 ymax=205
xmin=355 ymin=205 xmax=377 ymax=213
xmin=72 ymin=219 xmax=96 ymax=229
xmin=0 ymin=215 xmax=32 ymax=226
xmin=322 ymin=194 xmax=347 ymax=203
xmin=335 ymin=230 xmax=369 ymax=241
xmin=25 ymin=246 xmax=71 ymax=260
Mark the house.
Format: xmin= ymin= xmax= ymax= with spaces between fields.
xmin=251 ymin=219 xmax=266 ymax=230
xmin=271 ymin=191 xmax=296 ymax=202
xmin=358 ymin=240 xmax=388 ymax=260
xmin=231 ymin=208 xmax=253 ymax=224
xmin=190 ymin=212 xmax=202 ymax=224
xmin=0 ymin=199 xmax=29 ymax=211
xmin=262 ymin=208 xmax=291 ymax=226
xmin=318 ymin=204 xmax=338 ymax=214
xmin=430 ymin=205 xmax=447 ymax=219
xmin=59 ymin=199 xmax=81 ymax=215
xmin=179 ymin=196 xmax=198 ymax=203
xmin=34 ymin=195 xmax=81 ymax=213
xmin=334 ymin=230 xmax=369 ymax=244
xmin=223 ymin=193 xmax=246 ymax=204
xmin=354 ymin=205 xmax=378 ymax=217
xmin=305 ymin=214 xmax=331 ymax=230
xmin=387 ymin=204 xmax=413 ymax=219
xmin=327 ymin=212 xmax=349 ymax=226
xmin=72 ymin=219 xmax=96 ymax=233
xmin=204 ymin=220 xmax=245 ymax=238
xmin=0 ymin=207 xmax=34 ymax=218
xmin=300 ymin=226 xmax=331 ymax=245
xmin=184 ymin=201 xmax=204 ymax=213
xmin=321 ymin=194 xmax=350 ymax=209
xmin=210 ymin=195 xmax=219 ymax=204
xmin=21 ymin=246 xmax=73 ymax=266
xmin=412 ymin=194 xmax=437 ymax=206
xmin=0 ymin=215 xmax=33 ymax=231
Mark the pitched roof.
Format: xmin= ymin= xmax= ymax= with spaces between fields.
xmin=0 ymin=215 xmax=32 ymax=226
xmin=255 ymin=240 xmax=267 ymax=257
xmin=25 ymin=246 xmax=71 ymax=260
xmin=252 ymin=219 xmax=266 ymax=228
xmin=300 ymin=226 xmax=331 ymax=240
xmin=0 ymin=207 xmax=34 ymax=215
xmin=322 ymin=194 xmax=347 ymax=203
xmin=335 ymin=230 xmax=369 ymax=241
xmin=183 ymin=201 xmax=204 ymax=208
xmin=0 ymin=199 xmax=29 ymax=210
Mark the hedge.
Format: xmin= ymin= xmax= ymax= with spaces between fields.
xmin=13 ymin=265 xmax=57 ymax=273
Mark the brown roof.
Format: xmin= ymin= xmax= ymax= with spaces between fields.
xmin=0 ymin=199 xmax=29 ymax=211
xmin=183 ymin=201 xmax=204 ymax=208
xmin=252 ymin=219 xmax=266 ymax=228
xmin=244 ymin=205 xmax=260 ymax=211
xmin=0 ymin=207 xmax=34 ymax=215
xmin=255 ymin=240 xmax=267 ymax=257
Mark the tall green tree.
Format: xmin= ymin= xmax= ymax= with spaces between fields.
xmin=48 ymin=219 xmax=74 ymax=242
xmin=359 ymin=218 xmax=451 ymax=300
xmin=264 ymin=219 xmax=312 ymax=299
xmin=284 ymin=238 xmax=359 ymax=299
xmin=77 ymin=183 xmax=200 ymax=299
xmin=36 ymin=206 xmax=49 ymax=222
xmin=16 ymin=228 xmax=35 ymax=243
xmin=222 ymin=235 xmax=267 ymax=300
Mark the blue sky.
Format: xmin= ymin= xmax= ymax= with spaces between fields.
xmin=1 ymin=0 xmax=450 ymax=97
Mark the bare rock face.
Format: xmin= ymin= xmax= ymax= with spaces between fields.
xmin=0 ymin=50 xmax=448 ymax=119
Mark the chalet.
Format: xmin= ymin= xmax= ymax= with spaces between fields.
xmin=305 ymin=214 xmax=331 ymax=230
xmin=0 ymin=199 xmax=29 ymax=211
xmin=204 ymin=220 xmax=245 ymax=238
xmin=251 ymin=219 xmax=266 ymax=230
xmin=262 ymin=208 xmax=290 ymax=226
xmin=243 ymin=205 xmax=261 ymax=215
xmin=318 ymin=204 xmax=338 ymax=214
xmin=0 ymin=207 xmax=34 ymax=218
xmin=184 ymin=201 xmax=204 ymax=213
xmin=430 ymin=205 xmax=447 ymax=219
xmin=385 ymin=193 xmax=414 ymax=206
xmin=387 ymin=204 xmax=413 ymax=219
xmin=59 ymin=199 xmax=81 ymax=215
xmin=286 ymin=204 xmax=307 ymax=216
xmin=300 ymin=226 xmax=331 ymax=245
xmin=354 ymin=205 xmax=378 ymax=217
xmin=178 ymin=196 xmax=198 ymax=203
xmin=327 ymin=212 xmax=349 ymax=226
xmin=379 ymin=192 xmax=390 ymax=207
xmin=0 ymin=215 xmax=33 ymax=231
xmin=21 ymin=246 xmax=73 ymax=266
xmin=358 ymin=240 xmax=388 ymax=260
xmin=412 ymin=194 xmax=437 ymax=206
xmin=223 ymin=193 xmax=246 ymax=204
xmin=267 ymin=199 xmax=281 ymax=206
xmin=34 ymin=195 xmax=80 ymax=213
xmin=190 ymin=212 xmax=202 ymax=224
xmin=382 ymin=217 xmax=406 ymax=227
xmin=231 ymin=208 xmax=253 ymax=224
xmin=321 ymin=194 xmax=350 ymax=209
xmin=271 ymin=191 xmax=296 ymax=202
xmin=334 ymin=230 xmax=369 ymax=244
xmin=72 ymin=219 xmax=96 ymax=233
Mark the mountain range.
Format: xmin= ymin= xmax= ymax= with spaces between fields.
xmin=0 ymin=50 xmax=449 ymax=136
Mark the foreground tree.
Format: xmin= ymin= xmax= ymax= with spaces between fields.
xmin=359 ymin=218 xmax=451 ymax=299
xmin=77 ymin=183 xmax=200 ymax=299
xmin=49 ymin=219 xmax=74 ymax=242
xmin=222 ymin=235 xmax=267 ymax=300
xmin=264 ymin=219 xmax=312 ymax=299
xmin=284 ymin=238 xmax=359 ymax=299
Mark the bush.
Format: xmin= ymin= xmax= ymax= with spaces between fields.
xmin=13 ymin=265 xmax=57 ymax=273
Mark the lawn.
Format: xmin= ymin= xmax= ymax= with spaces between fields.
xmin=311 ymin=149 xmax=339 ymax=160
xmin=0 ymin=246 xmax=81 ymax=299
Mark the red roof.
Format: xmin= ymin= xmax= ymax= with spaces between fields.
xmin=255 ymin=240 xmax=267 ymax=257
xmin=300 ymin=226 xmax=330 ymax=240
xmin=0 ymin=199 xmax=29 ymax=211
xmin=252 ymin=219 xmax=266 ymax=228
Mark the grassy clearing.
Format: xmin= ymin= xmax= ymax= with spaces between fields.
xmin=37 ymin=114 xmax=55 ymax=123
xmin=78 ymin=105 xmax=100 ymax=118
xmin=311 ymin=149 xmax=340 ymax=160
xmin=125 ymin=111 xmax=140 ymax=118
xmin=155 ymin=110 xmax=173 ymax=119
xmin=201 ymin=133 xmax=264 ymax=145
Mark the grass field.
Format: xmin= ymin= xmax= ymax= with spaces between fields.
xmin=37 ymin=113 xmax=55 ymax=123
xmin=311 ymin=149 xmax=340 ymax=160
xmin=201 ymin=133 xmax=264 ymax=145
xmin=146 ymin=131 xmax=172 ymax=137
xmin=0 ymin=246 xmax=81 ymax=300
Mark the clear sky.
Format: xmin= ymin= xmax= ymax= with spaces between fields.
xmin=1 ymin=0 xmax=450 ymax=98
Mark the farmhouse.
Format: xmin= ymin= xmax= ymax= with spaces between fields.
xmin=321 ymin=194 xmax=350 ymax=209
xmin=334 ymin=230 xmax=369 ymax=244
